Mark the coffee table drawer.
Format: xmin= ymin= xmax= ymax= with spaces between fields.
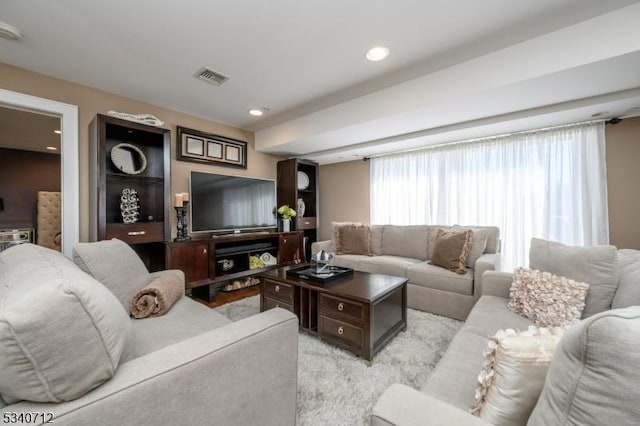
xmin=263 ymin=295 xmax=293 ymax=313
xmin=319 ymin=316 xmax=364 ymax=350
xmin=263 ymin=279 xmax=294 ymax=303
xmin=319 ymin=294 xmax=364 ymax=325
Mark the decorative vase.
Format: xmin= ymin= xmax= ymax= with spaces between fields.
xmin=120 ymin=188 xmax=140 ymax=224
xmin=282 ymin=219 xmax=291 ymax=232
xmin=297 ymin=198 xmax=305 ymax=217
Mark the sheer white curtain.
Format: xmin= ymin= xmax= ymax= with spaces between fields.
xmin=370 ymin=122 xmax=608 ymax=270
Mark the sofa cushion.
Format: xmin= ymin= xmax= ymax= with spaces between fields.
xmin=430 ymin=228 xmax=472 ymax=274
xmin=331 ymin=254 xmax=369 ymax=270
xmin=508 ymin=268 xmax=588 ymax=327
xmin=381 ymin=225 xmax=429 ymax=260
xmin=471 ymin=326 xmax=565 ymax=425
xmin=122 ymin=297 xmax=231 ymax=362
xmin=422 ymin=330 xmax=487 ymax=410
xmin=407 ymin=262 xmax=474 ymax=295
xmin=335 ymin=223 xmax=371 ymax=255
xmin=0 ymin=244 xmax=131 ymax=403
xmin=73 ymin=238 xmax=152 ymax=310
xmin=612 ymin=249 xmax=640 ymax=309
xmin=529 ymin=238 xmax=618 ymax=318
xmin=462 ymin=296 xmax=535 ymax=338
xmin=357 ymin=255 xmax=421 ymax=278
xmin=528 ymin=307 xmax=640 ymax=426
xmin=370 ymin=225 xmax=384 ymax=256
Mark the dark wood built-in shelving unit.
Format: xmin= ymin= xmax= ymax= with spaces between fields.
xmin=89 ymin=114 xmax=171 ymax=271
xmin=165 ymin=231 xmax=303 ymax=302
xmin=277 ymin=158 xmax=319 ymax=260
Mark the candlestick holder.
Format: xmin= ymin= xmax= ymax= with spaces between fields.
xmin=174 ymin=201 xmax=191 ymax=241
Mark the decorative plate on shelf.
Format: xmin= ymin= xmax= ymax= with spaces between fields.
xmin=297 ymin=171 xmax=310 ymax=190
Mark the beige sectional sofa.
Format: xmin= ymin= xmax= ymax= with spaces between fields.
xmin=312 ymin=224 xmax=500 ymax=320
xmin=372 ymin=242 xmax=640 ymax=425
xmin=0 ymin=242 xmax=298 ymax=426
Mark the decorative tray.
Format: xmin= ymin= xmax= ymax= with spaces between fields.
xmin=286 ymin=265 xmax=354 ymax=283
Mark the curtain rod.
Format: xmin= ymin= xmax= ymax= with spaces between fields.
xmin=366 ymin=118 xmax=607 ymax=160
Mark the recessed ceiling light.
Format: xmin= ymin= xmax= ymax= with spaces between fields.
xmin=249 ymin=108 xmax=271 ymax=117
xmin=366 ymin=46 xmax=390 ymax=62
xmin=591 ymin=111 xmax=610 ymax=117
xmin=53 ymin=130 xmax=62 ymax=134
xmin=45 ymin=146 xmax=57 ymax=151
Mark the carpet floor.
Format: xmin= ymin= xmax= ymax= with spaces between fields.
xmin=215 ymin=295 xmax=462 ymax=426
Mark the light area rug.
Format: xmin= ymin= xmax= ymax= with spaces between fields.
xmin=215 ymin=295 xmax=462 ymax=426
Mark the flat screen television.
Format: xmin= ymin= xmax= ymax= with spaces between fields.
xmin=189 ymin=171 xmax=277 ymax=234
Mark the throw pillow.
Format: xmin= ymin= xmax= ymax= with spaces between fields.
xmin=529 ymin=238 xmax=617 ymax=318
xmin=430 ymin=228 xmax=473 ymax=274
xmin=335 ymin=224 xmax=371 ymax=255
xmin=73 ymin=238 xmax=152 ymax=310
xmin=452 ymin=226 xmax=490 ymax=267
xmin=508 ymin=268 xmax=589 ymax=327
xmin=471 ymin=326 xmax=565 ymax=426
xmin=0 ymin=249 xmax=131 ymax=403
xmin=330 ymin=221 xmax=363 ymax=252
xmin=529 ymin=307 xmax=640 ymax=426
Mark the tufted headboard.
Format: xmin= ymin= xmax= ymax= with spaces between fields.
xmin=37 ymin=191 xmax=62 ymax=251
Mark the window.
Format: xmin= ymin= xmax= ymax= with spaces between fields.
xmin=370 ymin=122 xmax=608 ymax=269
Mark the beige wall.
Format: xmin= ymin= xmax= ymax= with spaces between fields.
xmin=0 ymin=63 xmax=282 ymax=241
xmin=606 ymin=116 xmax=640 ymax=249
xmin=318 ymin=160 xmax=370 ymax=241
xmin=320 ymin=118 xmax=640 ymax=248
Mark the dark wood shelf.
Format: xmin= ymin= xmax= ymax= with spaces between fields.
xmin=277 ymin=158 xmax=319 ymax=261
xmin=89 ymin=114 xmax=171 ymax=271
xmin=166 ymin=231 xmax=304 ymax=302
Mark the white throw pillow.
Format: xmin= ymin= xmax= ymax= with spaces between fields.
xmin=470 ymin=326 xmax=565 ymax=426
xmin=0 ymin=245 xmax=131 ymax=403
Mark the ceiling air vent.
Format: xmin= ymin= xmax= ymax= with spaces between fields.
xmin=194 ymin=67 xmax=229 ymax=86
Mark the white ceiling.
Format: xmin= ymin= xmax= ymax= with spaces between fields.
xmin=1 ymin=0 xmax=640 ymax=164
xmin=0 ymin=105 xmax=61 ymax=153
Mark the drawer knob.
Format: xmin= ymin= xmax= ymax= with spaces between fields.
xmin=338 ymin=326 xmax=344 ymax=335
xmin=337 ymin=302 xmax=344 ymax=312
xmin=202 ymin=248 xmax=207 ymax=255
xmin=304 ymin=221 xmax=310 ymax=225
xmin=127 ymin=231 xmax=146 ymax=236
xmin=275 ymin=285 xmax=280 ymax=292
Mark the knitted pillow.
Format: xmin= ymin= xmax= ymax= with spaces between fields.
xmin=508 ymin=268 xmax=589 ymax=327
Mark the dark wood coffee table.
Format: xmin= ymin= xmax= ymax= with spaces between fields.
xmin=259 ymin=265 xmax=407 ymax=362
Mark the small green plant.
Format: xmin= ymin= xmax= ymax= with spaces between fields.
xmin=277 ymin=205 xmax=297 ymax=220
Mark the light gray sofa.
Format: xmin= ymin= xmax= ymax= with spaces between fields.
xmin=312 ymin=224 xmax=500 ymax=320
xmin=372 ymin=243 xmax=640 ymax=426
xmin=0 ymin=242 xmax=298 ymax=426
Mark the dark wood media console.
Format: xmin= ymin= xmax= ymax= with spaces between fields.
xmin=165 ymin=231 xmax=303 ymax=302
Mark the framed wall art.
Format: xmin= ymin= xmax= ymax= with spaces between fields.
xmin=177 ymin=126 xmax=247 ymax=169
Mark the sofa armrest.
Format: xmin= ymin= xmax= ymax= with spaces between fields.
xmin=372 ymin=384 xmax=492 ymax=426
xmin=472 ymin=253 xmax=500 ymax=301
xmin=480 ymin=270 xmax=514 ymax=298
xmin=311 ymin=239 xmax=332 ymax=254
xmin=1 ymin=308 xmax=298 ymax=426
